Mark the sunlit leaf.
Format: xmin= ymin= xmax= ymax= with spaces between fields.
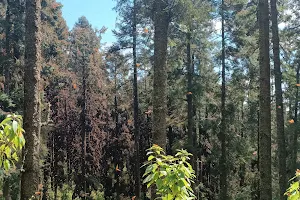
xmin=4 ymin=160 xmax=10 ymax=171
xmin=12 ymin=120 xmax=17 ymax=133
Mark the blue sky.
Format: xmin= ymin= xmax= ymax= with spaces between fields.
xmin=58 ymin=0 xmax=117 ymax=44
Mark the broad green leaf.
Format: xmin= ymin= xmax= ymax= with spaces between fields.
xmin=5 ymin=147 xmax=11 ymax=159
xmin=0 ymin=118 xmax=12 ymax=126
xmin=4 ymin=126 xmax=10 ymax=136
xmin=12 ymin=152 xmax=18 ymax=161
xmin=156 ymin=178 xmax=163 ymax=189
xmin=12 ymin=120 xmax=17 ymax=133
xmin=4 ymin=160 xmax=10 ymax=171
xmin=143 ymin=173 xmax=155 ymax=184
xmin=160 ymin=170 xmax=167 ymax=176
xmin=148 ymin=155 xmax=155 ymax=161
xmin=144 ymin=164 xmax=153 ymax=177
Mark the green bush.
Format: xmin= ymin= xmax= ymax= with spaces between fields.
xmin=143 ymin=144 xmax=196 ymax=200
xmin=285 ymin=170 xmax=300 ymax=200
xmin=0 ymin=114 xmax=25 ymax=171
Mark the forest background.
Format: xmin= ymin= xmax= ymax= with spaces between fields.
xmin=0 ymin=0 xmax=299 ymax=200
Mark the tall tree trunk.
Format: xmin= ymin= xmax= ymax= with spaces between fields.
xmin=3 ymin=178 xmax=11 ymax=200
xmin=292 ymin=64 xmax=300 ymax=175
xmin=152 ymin=0 xmax=169 ymax=149
xmin=187 ymin=28 xmax=198 ymax=194
xmin=54 ymin=185 xmax=58 ymax=200
xmin=151 ymin=1 xmax=169 ymax=199
xmin=239 ymin=102 xmax=246 ymax=187
xmin=114 ymin=61 xmax=119 ymax=137
xmin=133 ymin=0 xmax=141 ymax=198
xmin=4 ymin=0 xmax=12 ymax=94
xmin=271 ymin=0 xmax=287 ymax=198
xmin=167 ymin=126 xmax=173 ymax=155
xmin=220 ymin=0 xmax=228 ymax=199
xmin=258 ymin=0 xmax=272 ymax=199
xmin=20 ymin=0 xmax=42 ymax=199
xmin=64 ymin=99 xmax=71 ymax=185
xmin=187 ymin=30 xmax=194 ymax=151
xmin=81 ymin=55 xmax=87 ymax=199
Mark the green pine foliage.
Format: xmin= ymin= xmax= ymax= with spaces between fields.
xmin=1 ymin=0 xmax=300 ymax=198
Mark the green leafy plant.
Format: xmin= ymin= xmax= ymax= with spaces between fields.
xmin=285 ymin=170 xmax=300 ymax=200
xmin=0 ymin=114 xmax=25 ymax=171
xmin=90 ymin=190 xmax=105 ymax=200
xmin=143 ymin=144 xmax=196 ymax=200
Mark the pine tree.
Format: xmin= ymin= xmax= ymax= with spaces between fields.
xmin=152 ymin=0 xmax=170 ymax=150
xmin=258 ymin=0 xmax=272 ymax=199
xmin=21 ymin=0 xmax=42 ymax=199
xmin=220 ymin=0 xmax=228 ymax=199
xmin=271 ymin=0 xmax=287 ymax=198
xmin=132 ymin=0 xmax=141 ymax=198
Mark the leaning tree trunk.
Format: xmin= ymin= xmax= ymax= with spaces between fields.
xmin=270 ymin=0 xmax=287 ymax=198
xmin=20 ymin=0 xmax=42 ymax=199
xmin=258 ymin=0 xmax=272 ymax=199
xmin=152 ymin=0 xmax=169 ymax=149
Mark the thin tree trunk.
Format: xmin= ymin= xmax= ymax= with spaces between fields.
xmin=21 ymin=0 xmax=42 ymax=199
xmin=152 ymin=0 xmax=169 ymax=149
xmin=186 ymin=28 xmax=197 ymax=194
xmin=42 ymin=164 xmax=48 ymax=200
xmin=258 ymin=0 xmax=272 ymax=199
xmin=271 ymin=0 xmax=287 ymax=198
xmin=4 ymin=0 xmax=12 ymax=94
xmin=167 ymin=126 xmax=173 ymax=155
xmin=133 ymin=0 xmax=141 ymax=198
xmin=220 ymin=0 xmax=228 ymax=198
xmin=3 ymin=178 xmax=11 ymax=200
xmin=54 ymin=185 xmax=58 ymax=200
xmin=251 ymin=109 xmax=260 ymax=200
xmin=81 ymin=55 xmax=87 ymax=200
xmin=64 ymin=98 xmax=72 ymax=185
xmin=187 ymin=30 xmax=194 ymax=151
xmin=292 ymin=64 xmax=300 ymax=175
xmin=240 ymin=102 xmax=245 ymax=187
xmin=114 ymin=61 xmax=119 ymax=137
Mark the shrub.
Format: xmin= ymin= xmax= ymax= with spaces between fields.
xmin=0 ymin=114 xmax=25 ymax=171
xmin=143 ymin=144 xmax=196 ymax=200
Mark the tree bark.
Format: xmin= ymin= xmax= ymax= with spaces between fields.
xmin=152 ymin=0 xmax=169 ymax=149
xmin=220 ymin=0 xmax=228 ymax=199
xmin=270 ymin=0 xmax=287 ymax=198
xmin=20 ymin=0 xmax=42 ymax=199
xmin=3 ymin=177 xmax=11 ymax=200
xmin=81 ymin=55 xmax=87 ymax=199
xmin=4 ymin=0 xmax=12 ymax=94
xmin=187 ymin=30 xmax=194 ymax=151
xmin=292 ymin=64 xmax=300 ymax=175
xmin=133 ymin=0 xmax=141 ymax=198
xmin=257 ymin=0 xmax=272 ymax=199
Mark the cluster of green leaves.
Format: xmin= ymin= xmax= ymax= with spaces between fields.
xmin=0 ymin=114 xmax=25 ymax=170
xmin=143 ymin=145 xmax=196 ymax=200
xmin=285 ymin=170 xmax=300 ymax=200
